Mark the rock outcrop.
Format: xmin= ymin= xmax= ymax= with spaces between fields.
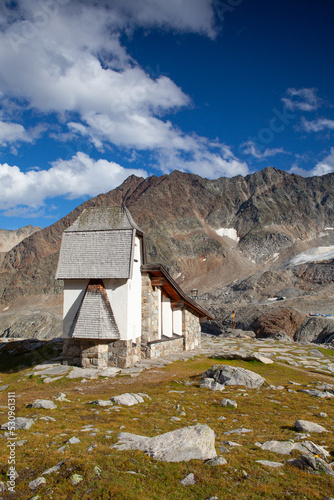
xmin=251 ymin=308 xmax=306 ymax=339
xmin=112 ymin=424 xmax=217 ymax=462
xmin=295 ymin=316 xmax=334 ymax=344
xmin=202 ymin=365 xmax=266 ymax=388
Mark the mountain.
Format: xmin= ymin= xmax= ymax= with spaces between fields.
xmin=0 ymin=224 xmax=41 ymax=268
xmin=0 ymin=224 xmax=41 ymax=253
xmin=1 ymin=167 xmax=334 ymax=340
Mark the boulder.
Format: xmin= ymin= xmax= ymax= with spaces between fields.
xmin=67 ymin=436 xmax=81 ymax=444
xmin=251 ymin=308 xmax=306 ymax=339
xmin=255 ymin=440 xmax=293 ymax=455
xmin=90 ymin=400 xmax=114 ymax=407
xmin=29 ymin=477 xmax=46 ymax=490
xmin=111 ymin=393 xmax=145 ymax=406
xmin=203 ymin=365 xmax=266 ymax=389
xmin=180 ymin=473 xmax=196 ymax=485
xmin=298 ymin=389 xmax=334 ymax=398
xmin=255 ymin=460 xmax=284 ymax=468
xmin=287 ymin=455 xmax=334 ymax=476
xmin=53 ymin=393 xmax=70 ymax=402
xmin=31 ymin=399 xmax=57 ymax=410
xmin=112 ymin=424 xmax=216 ymax=462
xmin=255 ymin=440 xmax=329 ymax=458
xmin=220 ymin=399 xmax=237 ymax=408
xmin=295 ymin=316 xmax=334 ymax=344
xmin=200 ymin=378 xmax=225 ymax=391
xmin=1 ymin=417 xmax=34 ymax=430
xmin=295 ymin=420 xmax=329 ymax=433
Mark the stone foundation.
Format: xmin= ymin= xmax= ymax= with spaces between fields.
xmin=63 ymin=337 xmax=141 ymax=369
xmin=142 ymin=335 xmax=184 ymax=359
xmin=108 ymin=337 xmax=141 ymax=368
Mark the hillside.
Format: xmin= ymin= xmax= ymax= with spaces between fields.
xmin=0 ymin=225 xmax=41 ymax=253
xmin=1 ymin=167 xmax=334 ymax=339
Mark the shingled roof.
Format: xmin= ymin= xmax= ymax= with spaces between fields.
xmin=65 ymin=206 xmax=143 ymax=233
xmin=56 ymin=206 xmax=143 ymax=280
xmin=69 ymin=281 xmax=120 ymax=339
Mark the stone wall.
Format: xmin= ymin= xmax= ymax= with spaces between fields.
xmin=63 ymin=337 xmax=141 ymax=369
xmin=63 ymin=338 xmax=81 ymax=366
xmin=143 ymin=335 xmax=184 ymax=359
xmin=183 ymin=306 xmax=201 ymax=351
xmin=108 ymin=337 xmax=141 ymax=368
xmin=141 ymin=274 xmax=160 ymax=343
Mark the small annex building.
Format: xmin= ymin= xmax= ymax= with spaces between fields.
xmin=55 ymin=206 xmax=214 ymax=368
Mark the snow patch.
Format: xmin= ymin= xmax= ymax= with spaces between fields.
xmin=289 ymin=246 xmax=334 ymax=266
xmin=215 ymin=228 xmax=239 ymax=242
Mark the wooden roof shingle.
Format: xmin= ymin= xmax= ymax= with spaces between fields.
xmin=56 ymin=206 xmax=142 ymax=279
xmin=69 ymin=281 xmax=120 ymax=339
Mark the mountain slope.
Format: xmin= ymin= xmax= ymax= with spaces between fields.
xmin=1 ymin=167 xmax=334 ymax=339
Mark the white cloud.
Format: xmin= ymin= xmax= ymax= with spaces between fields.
xmin=9 ymin=0 xmax=217 ymax=38
xmin=0 ymin=120 xmax=31 ymax=146
xmin=282 ymin=88 xmax=323 ymax=112
xmin=0 ymin=0 xmax=246 ymax=205
xmin=241 ymin=141 xmax=288 ymax=160
xmin=290 ymin=148 xmax=334 ymax=177
xmin=0 ymin=153 xmax=147 ymax=210
xmin=106 ymin=0 xmax=217 ymax=37
xmin=312 ymin=148 xmax=334 ymax=176
xmin=0 ymin=1 xmax=224 ymax=168
xmin=158 ymin=141 xmax=249 ymax=178
xmin=300 ymin=117 xmax=334 ymax=133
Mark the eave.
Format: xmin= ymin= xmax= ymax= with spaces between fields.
xmin=141 ymin=263 xmax=215 ymax=320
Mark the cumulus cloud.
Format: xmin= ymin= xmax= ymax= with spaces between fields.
xmin=0 ymin=0 xmax=246 ymax=214
xmin=0 ymin=120 xmax=31 ymax=146
xmin=0 ymin=153 xmax=147 ymax=210
xmin=312 ymin=148 xmax=334 ymax=176
xmin=0 ymin=1 xmax=223 ymax=165
xmin=290 ymin=148 xmax=334 ymax=177
xmin=158 ymin=140 xmax=248 ymax=178
xmin=2 ymin=0 xmax=216 ymax=39
xmin=282 ymin=87 xmax=323 ymax=112
xmin=300 ymin=117 xmax=334 ymax=133
xmin=241 ymin=140 xmax=288 ymax=160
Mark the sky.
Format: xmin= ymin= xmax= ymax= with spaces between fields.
xmin=0 ymin=0 xmax=334 ymax=230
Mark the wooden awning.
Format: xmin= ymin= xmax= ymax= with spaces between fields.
xmin=141 ymin=264 xmax=215 ymax=320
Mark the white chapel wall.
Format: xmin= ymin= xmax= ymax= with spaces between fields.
xmin=173 ymin=308 xmax=183 ymax=336
xmin=162 ymin=294 xmax=173 ymax=337
xmin=127 ymin=236 xmax=142 ymax=341
xmin=104 ymin=278 xmax=128 ymax=339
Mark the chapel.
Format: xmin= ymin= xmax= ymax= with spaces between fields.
xmin=56 ymin=206 xmax=214 ymax=368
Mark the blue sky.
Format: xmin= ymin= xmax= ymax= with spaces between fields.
xmin=0 ymin=0 xmax=334 ymax=229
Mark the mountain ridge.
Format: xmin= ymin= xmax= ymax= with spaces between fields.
xmin=1 ymin=167 xmax=334 ymax=340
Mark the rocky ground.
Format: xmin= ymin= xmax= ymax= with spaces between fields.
xmin=0 ymin=334 xmax=333 ymax=499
